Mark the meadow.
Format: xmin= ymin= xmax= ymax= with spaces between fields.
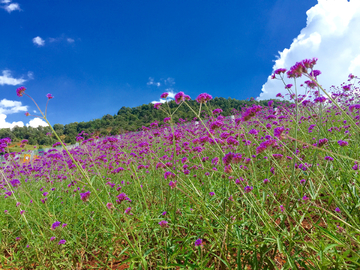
xmin=1 ymin=58 xmax=360 ymax=269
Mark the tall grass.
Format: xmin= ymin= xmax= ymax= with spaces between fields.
xmin=1 ymin=59 xmax=360 ymax=269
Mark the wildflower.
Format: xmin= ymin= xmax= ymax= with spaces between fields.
xmin=228 ymin=195 xmax=234 ymax=201
xmin=50 ymin=237 xmax=56 ymax=241
xmin=106 ymin=202 xmax=113 ymax=210
xmin=222 ymin=152 xmax=233 ymax=166
xmin=158 ymin=220 xmax=169 ymax=228
xmin=16 ymin=86 xmax=26 ymax=97
xmin=324 ymin=156 xmax=334 ymax=161
xmin=80 ymin=191 xmax=91 ymax=202
xmin=212 ymin=108 xmax=223 ymax=115
xmin=154 ymin=103 xmax=162 ymax=109
xmin=25 ymin=112 xmax=30 ymax=116
xmin=160 ymin=92 xmax=169 ymax=98
xmin=274 ymin=126 xmax=285 ymax=139
xmin=46 ymin=93 xmax=54 ymax=99
xmin=302 ymin=195 xmax=309 ymax=201
xmin=20 ymin=210 xmax=25 ymax=215
xmin=209 ymin=192 xmax=215 ymax=196
xmin=51 ymin=221 xmax=61 ymax=230
xmin=162 ymin=211 xmax=167 ymax=216
xmin=195 ymin=93 xmax=212 ymax=104
xmin=263 ymin=178 xmax=269 ymax=184
xmin=318 ymin=138 xmax=328 ymax=147
xmin=116 ymin=193 xmax=131 ymax=204
xmin=164 ymin=117 xmax=171 ymax=123
xmin=300 ymin=179 xmax=306 ymax=185
xmin=58 ymin=239 xmax=66 ymax=245
xmin=16 ymin=202 xmax=21 ymax=207
xmin=244 ymin=186 xmax=253 ymax=193
xmin=280 ymin=205 xmax=284 ymax=212
xmin=169 ymin=180 xmax=177 ymax=189
xmin=124 ymin=207 xmax=133 ymax=215
xmin=194 ymin=238 xmax=203 ymax=247
xmin=62 ymin=223 xmax=67 ymax=227
xmin=337 ymin=140 xmax=348 ymax=147
xmin=335 ymin=207 xmax=341 ymax=213
xmin=164 ymin=171 xmax=175 ymax=179
xmin=174 ymin=92 xmax=185 ymax=104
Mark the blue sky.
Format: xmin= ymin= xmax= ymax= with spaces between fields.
xmin=1 ymin=0 xmax=359 ymax=128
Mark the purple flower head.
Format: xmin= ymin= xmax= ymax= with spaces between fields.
xmin=154 ymin=103 xmax=162 ymax=109
xmin=335 ymin=207 xmax=341 ymax=213
xmin=80 ymin=191 xmax=91 ymax=202
xmin=46 ymin=93 xmax=54 ymax=99
xmin=164 ymin=171 xmax=175 ymax=179
xmin=158 ymin=220 xmax=169 ymax=228
xmin=309 ymin=70 xmax=321 ymax=78
xmin=10 ymin=179 xmax=21 ymax=188
xmin=263 ymin=178 xmax=269 ymax=184
xmin=338 ymin=140 xmax=348 ymax=147
xmin=194 ymin=238 xmax=203 ymax=247
xmin=25 ymin=112 xmax=30 ymax=116
xmin=196 ymin=93 xmax=213 ymax=104
xmin=124 ymin=207 xmax=133 ymax=215
xmin=169 ymin=180 xmax=177 ymax=189
xmin=164 ymin=117 xmax=171 ymax=123
xmin=212 ymin=108 xmax=223 ymax=115
xmin=106 ymin=202 xmax=113 ymax=210
xmin=244 ymin=186 xmax=253 ymax=193
xmin=302 ymin=195 xmax=309 ymax=201
xmin=160 ymin=92 xmax=169 ymax=98
xmin=268 ymin=100 xmax=274 ymax=107
xmin=162 ymin=211 xmax=167 ymax=216
xmin=51 ymin=221 xmax=61 ymax=230
xmin=62 ymin=223 xmax=67 ymax=227
xmin=222 ymin=152 xmax=233 ymax=166
xmin=16 ymin=86 xmax=26 ymax=97
xmin=174 ymin=92 xmax=185 ymax=104
xmin=20 ymin=210 xmax=25 ymax=215
xmin=300 ymin=179 xmax=306 ymax=185
xmin=58 ymin=239 xmax=66 ymax=245
xmin=116 ymin=193 xmax=131 ymax=204
xmin=280 ymin=205 xmax=284 ymax=212
xmin=50 ymin=237 xmax=56 ymax=241
xmin=274 ymin=126 xmax=285 ymax=139
xmin=209 ymin=192 xmax=215 ymax=196
xmin=324 ymin=156 xmax=334 ymax=161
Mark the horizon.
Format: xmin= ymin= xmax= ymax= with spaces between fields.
xmin=1 ymin=0 xmax=359 ymax=128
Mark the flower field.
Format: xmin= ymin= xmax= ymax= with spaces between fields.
xmin=1 ymin=58 xmax=360 ymax=269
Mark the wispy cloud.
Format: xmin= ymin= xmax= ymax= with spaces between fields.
xmin=0 ymin=70 xmax=26 ymax=86
xmin=0 ymin=98 xmax=27 ymax=115
xmin=258 ymin=0 xmax=360 ymax=100
xmin=27 ymin=71 xmax=34 ymax=80
xmin=32 ymin=36 xmax=45 ymax=46
xmin=67 ymin=38 xmax=74 ymax=43
xmin=147 ymin=77 xmax=161 ymax=87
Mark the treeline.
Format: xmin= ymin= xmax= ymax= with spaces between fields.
xmin=0 ymin=97 xmax=280 ymax=145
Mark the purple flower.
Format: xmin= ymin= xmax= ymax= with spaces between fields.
xmin=162 ymin=211 xmax=167 ymax=216
xmin=116 ymin=193 xmax=131 ymax=204
xmin=209 ymin=192 xmax=215 ymax=196
xmin=154 ymin=103 xmax=162 ymax=109
xmin=62 ymin=223 xmax=67 ymax=227
xmin=244 ymin=186 xmax=253 ymax=193
xmin=51 ymin=221 xmax=61 ymax=230
xmin=302 ymin=195 xmax=309 ymax=201
xmin=263 ymin=179 xmax=269 ymax=184
xmin=300 ymin=179 xmax=306 ymax=185
xmin=280 ymin=205 xmax=284 ymax=212
xmin=46 ymin=93 xmax=54 ymax=99
xmin=20 ymin=210 xmax=25 ymax=215
xmin=174 ymin=92 xmax=185 ymax=104
xmin=58 ymin=239 xmax=66 ymax=245
xmin=195 ymin=93 xmax=212 ymax=104
xmin=338 ymin=140 xmax=348 ymax=147
xmin=124 ymin=207 xmax=133 ymax=215
xmin=164 ymin=171 xmax=175 ymax=179
xmin=50 ymin=237 xmax=56 ymax=241
xmin=324 ymin=156 xmax=334 ymax=161
xmin=212 ymin=108 xmax=223 ymax=115
xmin=158 ymin=220 xmax=169 ymax=228
xmin=274 ymin=126 xmax=285 ymax=139
xmin=160 ymin=92 xmax=169 ymax=98
xmin=194 ymin=238 xmax=203 ymax=247
xmin=80 ymin=191 xmax=91 ymax=202
xmin=16 ymin=86 xmax=26 ymax=97
xmin=106 ymin=202 xmax=113 ymax=210
xmin=169 ymin=181 xmax=177 ymax=189
xmin=335 ymin=207 xmax=341 ymax=213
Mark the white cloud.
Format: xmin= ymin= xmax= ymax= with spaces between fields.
xmin=4 ymin=2 xmax=20 ymax=13
xmin=258 ymin=0 xmax=360 ymax=100
xmin=1 ymin=0 xmax=12 ymax=4
xmin=67 ymin=38 xmax=74 ymax=43
xmin=26 ymin=117 xmax=47 ymax=128
xmin=0 ymin=114 xmax=24 ymax=129
xmin=0 ymin=70 xmax=26 ymax=85
xmin=147 ymin=77 xmax=161 ymax=87
xmin=32 ymin=36 xmax=45 ymax=46
xmin=27 ymin=71 xmax=34 ymax=80
xmin=0 ymin=98 xmax=27 ymax=114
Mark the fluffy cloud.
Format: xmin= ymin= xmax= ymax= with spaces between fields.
xmin=4 ymin=2 xmax=20 ymax=12
xmin=258 ymin=0 xmax=360 ymax=100
xmin=26 ymin=117 xmax=47 ymax=128
xmin=32 ymin=36 xmax=45 ymax=46
xmin=0 ymin=114 xmax=24 ymax=129
xmin=0 ymin=98 xmax=27 ymax=115
xmin=0 ymin=70 xmax=26 ymax=85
